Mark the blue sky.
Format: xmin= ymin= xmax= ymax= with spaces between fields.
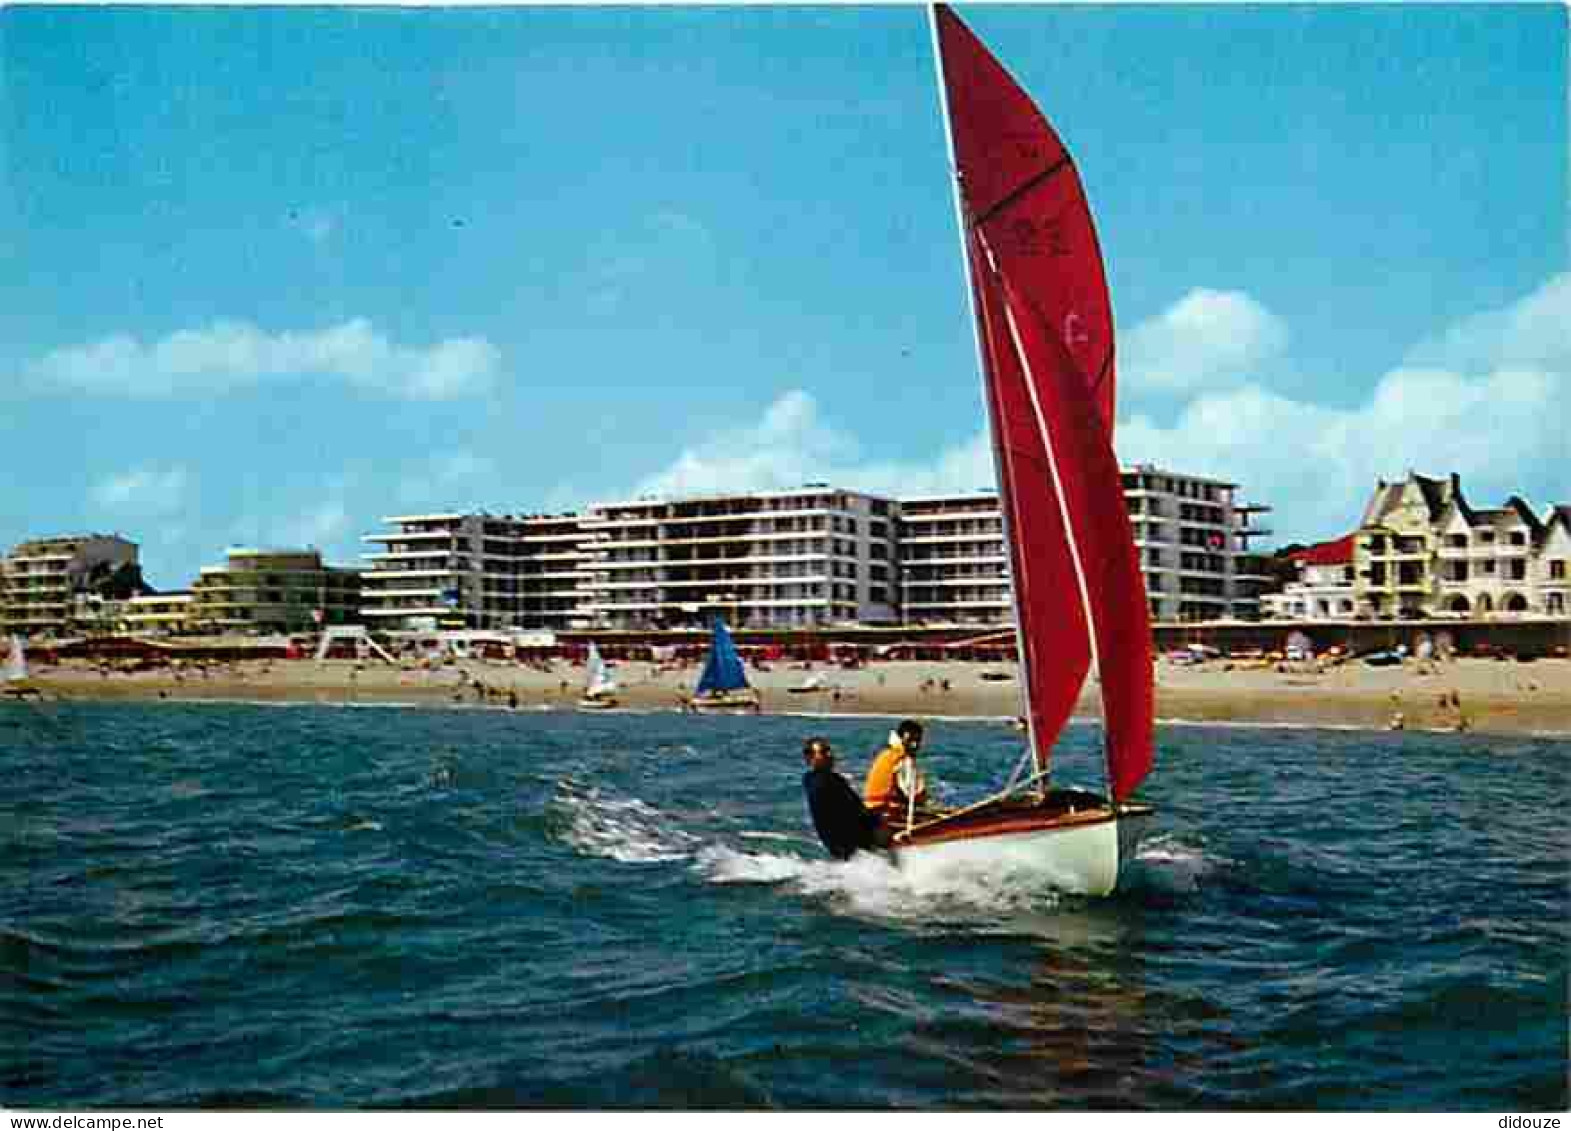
xmin=1 ymin=3 xmax=1565 ymax=590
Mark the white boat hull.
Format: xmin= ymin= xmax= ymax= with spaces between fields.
xmin=892 ymin=793 xmax=1152 ymax=897
xmin=686 ymin=689 xmax=761 ymax=714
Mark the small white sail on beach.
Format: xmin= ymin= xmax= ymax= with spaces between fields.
xmin=4 ymin=636 xmax=26 ymax=684
xmin=578 ymin=642 xmax=618 ymax=709
xmin=3 ymin=635 xmax=43 ymax=699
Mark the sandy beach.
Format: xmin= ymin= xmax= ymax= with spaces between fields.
xmin=15 ymin=652 xmax=1571 ymax=738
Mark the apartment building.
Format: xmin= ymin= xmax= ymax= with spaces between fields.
xmin=895 ymin=467 xmax=1274 ymax=625
xmin=120 ymin=592 xmax=195 ymax=636
xmin=580 ymin=487 xmax=900 ymax=630
xmin=514 ymin=513 xmax=595 ymax=631
xmin=1124 ymin=465 xmax=1274 ymax=622
xmin=359 ymin=512 xmax=591 ymax=633
xmin=0 ymin=534 xmax=139 ymax=637
xmin=189 ymin=548 xmax=360 ymax=636
xmin=897 ymin=493 xmax=1010 ymax=626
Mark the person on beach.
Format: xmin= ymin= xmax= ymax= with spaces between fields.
xmin=864 ymin=719 xmax=929 ymax=820
xmin=801 ymin=737 xmax=882 ymax=860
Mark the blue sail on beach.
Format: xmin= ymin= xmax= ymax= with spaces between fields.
xmin=694 ymin=617 xmax=749 ymax=696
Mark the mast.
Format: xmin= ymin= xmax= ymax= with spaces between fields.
xmin=927 ymin=4 xmax=1041 ymax=775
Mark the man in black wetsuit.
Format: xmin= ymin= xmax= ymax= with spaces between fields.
xmin=801 ymin=736 xmax=883 ymax=860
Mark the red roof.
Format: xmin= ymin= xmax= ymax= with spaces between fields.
xmin=1292 ymin=533 xmax=1356 ymax=566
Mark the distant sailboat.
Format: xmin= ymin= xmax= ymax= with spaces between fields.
xmin=834 ymin=6 xmax=1155 ymax=895
xmin=3 ymin=635 xmax=42 ymax=699
xmin=577 ymin=642 xmax=618 ymax=709
xmin=686 ymin=617 xmax=761 ymax=714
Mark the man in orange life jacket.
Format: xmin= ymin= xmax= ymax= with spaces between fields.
xmin=863 ymin=718 xmax=929 ymax=823
xmin=801 ymin=737 xmax=882 ymax=860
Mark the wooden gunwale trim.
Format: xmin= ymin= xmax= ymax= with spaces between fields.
xmin=896 ymin=804 xmax=1117 ymax=849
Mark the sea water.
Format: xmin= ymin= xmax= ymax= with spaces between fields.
xmin=1 ymin=701 xmax=1565 ymax=1110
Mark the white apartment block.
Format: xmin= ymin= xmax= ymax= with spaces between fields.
xmin=0 ymin=534 xmax=139 ymax=637
xmin=897 ymin=493 xmax=1010 ymax=626
xmin=513 ymin=513 xmax=596 ymax=631
xmin=1124 ymin=465 xmax=1273 ymax=622
xmin=896 ymin=467 xmax=1273 ymax=625
xmin=581 ymin=487 xmax=900 ymax=630
xmin=359 ymin=512 xmax=590 ymax=633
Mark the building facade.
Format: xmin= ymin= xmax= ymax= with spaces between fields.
xmin=1291 ymin=472 xmax=1571 ymax=620
xmin=1259 ymin=535 xmax=1357 ymax=621
xmin=897 ymin=493 xmax=1011 ymax=626
xmin=0 ymin=534 xmax=139 ymax=637
xmin=895 ymin=467 xmax=1274 ymax=626
xmin=358 ymin=512 xmax=591 ymax=633
xmin=1533 ymin=507 xmax=1571 ymax=617
xmin=581 ymin=487 xmax=900 ymax=630
xmin=120 ymin=592 xmax=195 ymax=636
xmin=189 ymin=548 xmax=360 ymax=636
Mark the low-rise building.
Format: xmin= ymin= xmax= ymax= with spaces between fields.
xmin=0 ymin=534 xmax=139 ymax=637
xmin=1260 ymin=535 xmax=1357 ymax=620
xmin=189 ymin=548 xmax=359 ymax=636
xmin=120 ymin=592 xmax=196 ymax=636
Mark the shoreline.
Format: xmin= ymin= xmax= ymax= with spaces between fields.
xmin=12 ymin=656 xmax=1570 ymax=738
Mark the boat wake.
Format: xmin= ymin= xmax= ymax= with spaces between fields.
xmin=1122 ymin=833 xmax=1221 ymax=895
xmin=548 ymin=780 xmax=701 ymax=864
xmin=694 ymin=842 xmax=1075 ymax=924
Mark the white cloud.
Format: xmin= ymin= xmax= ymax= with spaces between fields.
xmin=92 ymin=466 xmax=189 ymax=514
xmin=28 ymin=319 xmax=500 ymax=401
xmin=629 ymin=389 xmax=995 ymax=503
xmin=1116 ymin=278 xmax=1567 ymax=542
xmin=1403 ymin=271 xmax=1571 ymax=376
xmin=1122 ymin=288 xmax=1289 ymax=392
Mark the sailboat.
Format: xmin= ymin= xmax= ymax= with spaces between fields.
xmin=685 ymin=616 xmax=761 ymax=714
xmin=3 ymin=635 xmax=42 ymax=700
xmin=879 ymin=6 xmax=1155 ymax=895
xmin=577 ymin=642 xmax=618 ymax=709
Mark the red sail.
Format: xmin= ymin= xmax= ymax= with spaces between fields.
xmin=934 ymin=4 xmax=1116 ymax=430
xmin=967 ymin=228 xmax=1091 ymax=769
xmin=990 ymin=258 xmax=1154 ymax=800
xmin=937 ymin=4 xmax=1153 ymax=799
